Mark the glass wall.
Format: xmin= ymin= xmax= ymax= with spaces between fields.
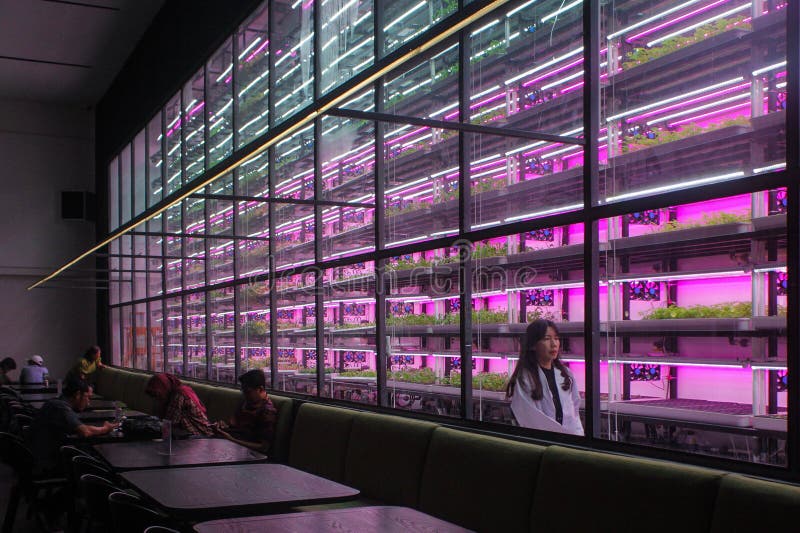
xmin=105 ymin=0 xmax=793 ymax=472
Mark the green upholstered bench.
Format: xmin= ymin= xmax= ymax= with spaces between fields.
xmin=418 ymin=427 xmax=544 ymax=533
xmin=710 ymin=474 xmax=800 ymax=533
xmin=94 ymin=367 xmax=294 ymax=461
xmin=532 ymin=446 xmax=723 ymax=533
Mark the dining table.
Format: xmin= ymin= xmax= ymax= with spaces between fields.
xmin=121 ymin=463 xmax=359 ymax=520
xmin=78 ymin=409 xmax=147 ymax=422
xmin=192 ymin=506 xmax=473 ymax=532
xmin=93 ymin=437 xmax=266 ymax=471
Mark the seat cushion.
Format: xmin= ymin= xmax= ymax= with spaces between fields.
xmin=711 ymin=474 xmax=800 ymax=532
xmin=122 ymin=372 xmax=153 ymax=413
xmin=288 ymin=403 xmax=354 ymax=482
xmin=419 ymin=427 xmax=544 ymax=533
xmin=532 ymin=446 xmax=723 ymax=533
xmin=344 ymin=412 xmax=436 ymax=507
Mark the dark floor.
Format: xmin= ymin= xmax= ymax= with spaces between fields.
xmin=0 ymin=464 xmax=46 ymax=533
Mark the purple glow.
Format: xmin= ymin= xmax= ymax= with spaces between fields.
xmin=626 ymin=0 xmax=731 ymax=43
xmin=245 ymin=40 xmax=270 ymax=63
xmin=626 ymin=82 xmax=750 ymax=122
xmin=522 ymin=57 xmax=584 ymax=88
xmin=668 ymin=102 xmax=750 ymax=127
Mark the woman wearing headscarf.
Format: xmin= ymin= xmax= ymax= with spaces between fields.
xmin=145 ymin=373 xmax=213 ymax=436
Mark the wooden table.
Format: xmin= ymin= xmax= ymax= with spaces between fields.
xmin=121 ymin=464 xmax=359 ymax=520
xmin=193 ymin=506 xmax=472 ymax=532
xmin=78 ymin=409 xmax=147 ymax=422
xmin=20 ymin=392 xmax=102 ymax=402
xmin=94 ymin=438 xmax=266 ymax=471
xmin=5 ymin=384 xmax=57 ymax=393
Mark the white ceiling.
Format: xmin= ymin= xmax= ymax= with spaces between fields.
xmin=0 ymin=0 xmax=164 ymax=106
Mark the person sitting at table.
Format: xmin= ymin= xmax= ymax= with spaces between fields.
xmin=66 ymin=345 xmax=104 ymax=386
xmin=214 ymin=369 xmax=277 ymax=453
xmin=29 ymin=378 xmax=117 ymax=475
xmin=0 ymin=357 xmax=17 ymax=385
xmin=19 ymin=354 xmax=50 ymax=384
xmin=145 ymin=373 xmax=213 ymax=436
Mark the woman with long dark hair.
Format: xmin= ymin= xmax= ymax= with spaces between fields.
xmin=506 ymin=319 xmax=583 ymax=435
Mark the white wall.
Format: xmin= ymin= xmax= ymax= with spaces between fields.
xmin=0 ymin=99 xmax=97 ymax=381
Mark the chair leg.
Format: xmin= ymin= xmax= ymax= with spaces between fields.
xmin=2 ymin=483 xmax=21 ymax=533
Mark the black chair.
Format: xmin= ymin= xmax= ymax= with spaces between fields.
xmin=79 ymin=474 xmax=124 ymax=532
xmin=72 ymin=454 xmax=114 ymax=481
xmin=108 ymin=491 xmax=172 ymax=533
xmin=0 ymin=432 xmax=66 ymax=533
xmin=11 ymin=413 xmax=33 ymax=438
xmin=60 ymin=445 xmax=92 ymax=530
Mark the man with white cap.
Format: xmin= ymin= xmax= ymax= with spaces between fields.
xmin=19 ymin=354 xmax=50 ymax=384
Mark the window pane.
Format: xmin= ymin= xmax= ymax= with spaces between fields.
xmin=133 ymin=303 xmax=148 ymax=370
xmin=237 ymin=200 xmax=270 ymax=279
xmin=109 ymin=157 xmax=119 ymax=231
xmin=274 ymin=123 xmax=314 ymax=200
xmin=272 ymin=0 xmax=315 ymax=123
xmin=320 ymin=112 xmax=376 ymax=260
xmin=120 ymin=144 xmax=132 ymax=224
xmin=207 ymin=38 xmax=234 ymax=168
xmin=165 ymin=92 xmax=182 ymax=195
xmin=382 ymin=121 xmax=459 ymax=247
xmin=110 ymin=307 xmax=121 ymax=366
xmin=386 ymin=246 xmax=460 ymax=418
xmin=383 ymin=0 xmax=455 ymax=56
xmin=274 ymin=202 xmax=315 ymax=270
xmin=134 ymin=129 xmax=146 ymax=217
xmin=601 ymin=1 xmax=786 ymax=203
xmin=238 ymin=281 xmax=271 ymax=381
xmin=183 ymin=71 xmax=205 ymax=182
xmin=276 ymin=273 xmax=317 ymax=395
xmin=121 ymin=305 xmax=134 ymax=368
xmin=598 ymin=192 xmax=787 ymax=466
xmin=236 ymin=1 xmax=270 ymax=148
xmin=132 ymin=223 xmax=147 ymax=301
xmin=319 ymin=0 xmax=373 ymax=94
xmin=147 ymin=113 xmax=163 ymax=207
xmin=323 ymin=263 xmax=377 ymax=405
xmin=469 ymin=131 xmax=583 ymax=232
xmin=186 ymin=292 xmax=207 ymax=380
xmin=149 ymin=301 xmax=164 ymax=373
xmin=166 ymin=296 xmax=184 ymax=375
xmin=109 ymin=239 xmax=120 ymax=306
xmin=384 ymin=42 xmax=458 ymax=121
xmin=120 ymin=235 xmax=132 ymax=303
xmin=210 ymin=287 xmax=236 ymax=383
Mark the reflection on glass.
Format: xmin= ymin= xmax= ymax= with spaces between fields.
xmin=210 ymin=287 xmax=236 ymax=383
xmin=386 ymin=247 xmax=460 ymax=418
xmin=132 ymin=225 xmax=147 ymax=301
xmin=383 ymin=0 xmax=455 ymax=56
xmin=237 ymin=199 xmax=270 ymax=279
xmin=110 ymin=307 xmax=121 ymax=366
xmin=120 ymin=144 xmax=132 ymax=224
xmin=236 ymin=1 xmax=270 ymax=148
xmin=275 ymin=273 xmax=317 ymax=395
xmin=165 ymin=92 xmax=182 ymax=195
xmin=134 ymin=130 xmax=146 ymax=217
xmin=601 ymin=1 xmax=786 ymax=203
xmin=183 ymin=71 xmax=205 ymax=182
xmin=274 ymin=202 xmax=315 ymax=270
xmin=121 ymin=306 xmax=134 ymax=368
xmin=207 ymin=38 xmax=234 ymax=168
xmin=185 ymin=291 xmax=207 ymax=380
xmin=599 ymin=192 xmax=787 ymax=465
xmin=147 ymin=113 xmax=163 ymax=207
xmin=322 ymin=264 xmax=377 ymax=405
xmin=109 ymin=240 xmax=120 ymax=306
xmin=133 ymin=303 xmax=148 ymax=370
xmin=109 ymin=157 xmax=119 ymax=231
xmin=272 ymin=0 xmax=315 ymax=122
xmin=165 ymin=296 xmax=184 ymax=375
xmin=384 ymin=43 xmax=458 ymax=120
xmin=319 ymin=0 xmax=373 ymax=94
xmin=149 ymin=301 xmax=164 ymax=372
xmin=120 ymin=235 xmax=132 ymax=303
xmin=274 ymin=123 xmax=315 ymax=200
xmin=382 ymin=121 xmax=459 ymax=247
xmin=238 ymin=281 xmax=271 ymax=382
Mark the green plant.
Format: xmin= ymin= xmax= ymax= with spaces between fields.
xmin=623 ymin=16 xmax=751 ymax=69
xmin=443 ymin=371 xmax=509 ymax=392
xmin=527 ymin=308 xmax=560 ymax=323
xmin=245 ymin=320 xmax=268 ymax=337
xmin=338 ymin=370 xmax=377 ymax=378
xmin=298 ymin=366 xmax=336 ymax=374
xmin=472 ymin=242 xmax=508 ymax=259
xmin=656 ymin=210 xmax=750 ymax=232
xmin=641 ymin=302 xmax=752 ymax=320
xmin=622 ymin=117 xmax=751 ymax=153
xmin=389 ymin=367 xmax=437 ymax=384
